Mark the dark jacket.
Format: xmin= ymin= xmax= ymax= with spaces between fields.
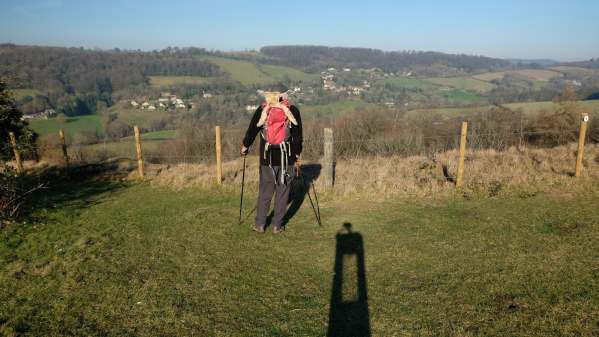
xmin=243 ymin=105 xmax=303 ymax=166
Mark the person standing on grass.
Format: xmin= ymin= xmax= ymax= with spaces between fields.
xmin=240 ymin=85 xmax=303 ymax=233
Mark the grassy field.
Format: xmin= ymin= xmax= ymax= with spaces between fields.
xmin=1 ymin=178 xmax=598 ymax=336
xmin=511 ymin=69 xmax=562 ymax=81
xmin=504 ymin=99 xmax=599 ymax=116
xmin=202 ymin=56 xmax=317 ymax=86
xmin=549 ymin=66 xmax=598 ymax=77
xmin=424 ymin=77 xmax=496 ymax=93
xmin=407 ymin=99 xmax=599 ymax=119
xmin=148 ymin=76 xmax=215 ymax=88
xmin=472 ymin=72 xmax=505 ymax=82
xmin=258 ymin=64 xmax=320 ymax=83
xmin=442 ymin=89 xmax=484 ymax=103
xmin=378 ymin=76 xmax=438 ymax=90
xmin=29 ymin=115 xmax=102 ymax=137
xmin=301 ymin=99 xmax=376 ymax=116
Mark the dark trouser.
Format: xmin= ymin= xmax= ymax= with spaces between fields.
xmin=256 ymin=165 xmax=293 ymax=229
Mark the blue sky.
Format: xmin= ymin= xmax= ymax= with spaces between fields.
xmin=1 ymin=0 xmax=598 ymax=61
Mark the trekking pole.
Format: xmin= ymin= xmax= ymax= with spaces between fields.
xmin=297 ymin=164 xmax=321 ymax=226
xmin=239 ymin=154 xmax=246 ymax=224
xmin=310 ymin=179 xmax=322 ymax=226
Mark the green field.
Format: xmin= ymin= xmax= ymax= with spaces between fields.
xmin=149 ymin=76 xmax=215 ymax=88
xmin=202 ymin=56 xmax=317 ymax=86
xmin=424 ymin=77 xmax=496 ymax=93
xmin=258 ymin=64 xmax=320 ymax=83
xmin=1 ymin=178 xmax=598 ymax=336
xmin=302 ymin=99 xmax=376 ymax=116
xmin=378 ymin=76 xmax=438 ymax=90
xmin=29 ymin=115 xmax=102 ymax=137
xmin=442 ymin=89 xmax=484 ymax=103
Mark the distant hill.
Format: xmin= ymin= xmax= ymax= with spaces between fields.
xmin=506 ymin=58 xmax=560 ymax=67
xmin=259 ymin=45 xmax=511 ymax=74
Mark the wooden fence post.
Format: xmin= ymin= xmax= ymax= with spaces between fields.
xmin=58 ymin=129 xmax=69 ymax=170
xmin=575 ymin=113 xmax=589 ymax=177
xmin=215 ymin=125 xmax=222 ymax=185
xmin=456 ymin=121 xmax=468 ymax=188
xmin=134 ymin=125 xmax=145 ymax=179
xmin=323 ymin=128 xmax=334 ymax=188
xmin=8 ymin=131 xmax=23 ymax=174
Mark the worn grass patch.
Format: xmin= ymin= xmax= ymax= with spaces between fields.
xmin=1 ymin=178 xmax=598 ymax=336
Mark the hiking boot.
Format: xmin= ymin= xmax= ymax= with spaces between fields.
xmin=273 ymin=226 xmax=284 ymax=234
xmin=253 ymin=225 xmax=265 ymax=233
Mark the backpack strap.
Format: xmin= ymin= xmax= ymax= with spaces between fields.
xmin=256 ymin=104 xmax=298 ymax=127
xmin=256 ymin=105 xmax=269 ymax=127
xmin=282 ymin=105 xmax=298 ymax=125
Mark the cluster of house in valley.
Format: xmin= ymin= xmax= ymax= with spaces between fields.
xmin=21 ymin=108 xmax=56 ymax=120
xmin=320 ymin=67 xmax=371 ymax=96
xmin=130 ymin=92 xmax=213 ymax=111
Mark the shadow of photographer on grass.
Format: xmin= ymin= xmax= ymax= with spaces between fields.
xmin=327 ymin=222 xmax=371 ymax=337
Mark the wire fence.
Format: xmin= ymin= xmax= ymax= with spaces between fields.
xmin=3 ymin=112 xmax=596 ymax=184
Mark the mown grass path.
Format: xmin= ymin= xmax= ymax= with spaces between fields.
xmin=1 ymin=180 xmax=598 ymax=336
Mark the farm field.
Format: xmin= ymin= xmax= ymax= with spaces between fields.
xmin=549 ymin=66 xmax=599 ymax=77
xmin=423 ymin=77 xmax=496 ymax=93
xmin=378 ymin=76 xmax=438 ymax=90
xmin=149 ymin=76 xmax=215 ymax=88
xmin=29 ymin=115 xmax=102 ymax=137
xmin=407 ymin=99 xmax=599 ymax=119
xmin=1 ymin=179 xmax=598 ymax=336
xmin=202 ymin=56 xmax=317 ymax=86
xmin=301 ymin=99 xmax=377 ymax=116
xmin=472 ymin=69 xmax=563 ymax=83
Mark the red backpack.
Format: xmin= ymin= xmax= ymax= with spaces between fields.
xmin=263 ymin=106 xmax=291 ymax=146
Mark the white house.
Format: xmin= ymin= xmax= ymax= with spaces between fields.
xmin=141 ymin=102 xmax=150 ymax=109
xmin=176 ymin=103 xmax=186 ymax=109
xmin=43 ymin=109 xmax=56 ymax=119
xmin=159 ymin=102 xmax=166 ymax=108
xmin=323 ymin=79 xmax=336 ymax=90
xmin=343 ymin=68 xmax=351 ymax=72
xmin=148 ymin=105 xmax=156 ymax=111
xmin=158 ymin=98 xmax=169 ymax=103
xmin=203 ymin=93 xmax=213 ymax=98
xmin=246 ymin=105 xmax=259 ymax=112
xmin=131 ymin=100 xmax=139 ymax=107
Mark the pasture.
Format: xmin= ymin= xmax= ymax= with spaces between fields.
xmin=202 ymin=56 xmax=317 ymax=86
xmin=149 ymin=76 xmax=215 ymax=88
xmin=1 ymin=177 xmax=598 ymax=336
xmin=423 ymin=77 xmax=496 ymax=93
xmin=29 ymin=115 xmax=103 ymax=137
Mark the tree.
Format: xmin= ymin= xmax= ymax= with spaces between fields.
xmin=0 ymin=77 xmax=36 ymax=160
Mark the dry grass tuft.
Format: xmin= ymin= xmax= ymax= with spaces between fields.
xmin=149 ymin=143 xmax=599 ymax=198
